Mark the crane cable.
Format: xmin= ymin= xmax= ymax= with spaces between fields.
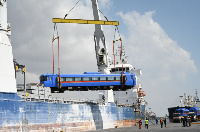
xmin=64 ymin=0 xmax=81 ymax=19
xmin=64 ymin=0 xmax=109 ymax=22
xmin=91 ymin=1 xmax=108 ymax=21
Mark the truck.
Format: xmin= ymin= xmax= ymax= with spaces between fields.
xmin=173 ymin=113 xmax=182 ymax=123
xmin=173 ymin=108 xmax=189 ymax=123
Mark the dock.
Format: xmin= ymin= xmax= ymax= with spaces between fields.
xmin=89 ymin=122 xmax=200 ymax=132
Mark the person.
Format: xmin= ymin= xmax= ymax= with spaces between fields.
xmin=156 ymin=119 xmax=158 ymax=124
xmin=188 ymin=116 xmax=191 ymax=126
xmin=139 ymin=119 xmax=142 ymax=129
xmin=145 ymin=118 xmax=148 ymax=129
xmin=164 ymin=118 xmax=167 ymax=127
xmin=160 ymin=118 xmax=163 ymax=128
xmin=185 ymin=116 xmax=188 ymax=127
xmin=182 ymin=117 xmax=185 ymax=127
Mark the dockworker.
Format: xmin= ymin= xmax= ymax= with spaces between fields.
xmin=145 ymin=118 xmax=148 ymax=129
xmin=185 ymin=116 xmax=188 ymax=127
xmin=164 ymin=118 xmax=167 ymax=127
xmin=188 ymin=116 xmax=191 ymax=126
xmin=156 ymin=119 xmax=158 ymax=124
xmin=139 ymin=119 xmax=142 ymax=129
xmin=182 ymin=117 xmax=185 ymax=127
xmin=160 ymin=118 xmax=163 ymax=128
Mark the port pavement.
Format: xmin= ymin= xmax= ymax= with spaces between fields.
xmin=89 ymin=122 xmax=200 ymax=132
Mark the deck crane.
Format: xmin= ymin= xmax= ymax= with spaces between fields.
xmin=91 ymin=0 xmax=110 ymax=74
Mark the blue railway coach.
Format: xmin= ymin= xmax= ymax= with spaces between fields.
xmin=40 ymin=72 xmax=136 ymax=92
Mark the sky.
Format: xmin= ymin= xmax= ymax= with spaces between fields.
xmin=7 ymin=0 xmax=200 ymax=116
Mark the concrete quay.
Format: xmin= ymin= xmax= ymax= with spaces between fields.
xmin=89 ymin=122 xmax=200 ymax=132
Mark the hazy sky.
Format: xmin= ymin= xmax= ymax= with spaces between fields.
xmin=7 ymin=0 xmax=200 ymax=116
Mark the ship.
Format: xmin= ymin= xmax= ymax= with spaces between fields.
xmin=168 ymin=90 xmax=200 ymax=122
xmin=0 ymin=0 xmax=147 ymax=131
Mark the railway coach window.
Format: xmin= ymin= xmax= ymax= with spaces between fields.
xmin=83 ymin=77 xmax=90 ymax=81
xmin=92 ymin=77 xmax=99 ymax=81
xmin=115 ymin=77 xmax=120 ymax=81
xmin=75 ymin=77 xmax=81 ymax=81
xmin=100 ymin=77 xmax=106 ymax=81
xmin=40 ymin=76 xmax=49 ymax=81
xmin=66 ymin=77 xmax=73 ymax=81
xmin=107 ymin=77 xmax=114 ymax=81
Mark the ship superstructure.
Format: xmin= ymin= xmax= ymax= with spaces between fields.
xmin=0 ymin=0 xmax=16 ymax=93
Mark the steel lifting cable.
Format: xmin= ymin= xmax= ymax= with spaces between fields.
xmin=64 ymin=0 xmax=109 ymax=21
xmin=91 ymin=1 xmax=109 ymax=21
xmin=64 ymin=0 xmax=81 ymax=19
xmin=63 ymin=0 xmax=108 ymax=21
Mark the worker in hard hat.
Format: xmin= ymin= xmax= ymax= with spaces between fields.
xmin=145 ymin=118 xmax=148 ymax=129
xmin=164 ymin=117 xmax=167 ymax=127
xmin=139 ymin=119 xmax=142 ymax=129
xmin=182 ymin=117 xmax=185 ymax=127
xmin=160 ymin=118 xmax=163 ymax=128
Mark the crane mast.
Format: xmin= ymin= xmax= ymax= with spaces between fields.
xmin=91 ymin=0 xmax=110 ymax=74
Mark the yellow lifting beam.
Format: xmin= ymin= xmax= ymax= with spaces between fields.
xmin=53 ymin=18 xmax=119 ymax=26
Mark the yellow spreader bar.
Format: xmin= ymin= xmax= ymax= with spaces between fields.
xmin=53 ymin=18 xmax=119 ymax=26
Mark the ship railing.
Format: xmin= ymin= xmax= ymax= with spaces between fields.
xmin=18 ymin=91 xmax=102 ymax=105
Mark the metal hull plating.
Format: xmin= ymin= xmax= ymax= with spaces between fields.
xmin=0 ymin=92 xmax=144 ymax=131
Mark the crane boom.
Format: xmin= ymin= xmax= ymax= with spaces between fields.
xmin=91 ymin=0 xmax=110 ymax=74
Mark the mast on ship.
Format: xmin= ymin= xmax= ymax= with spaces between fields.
xmin=0 ymin=0 xmax=17 ymax=93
